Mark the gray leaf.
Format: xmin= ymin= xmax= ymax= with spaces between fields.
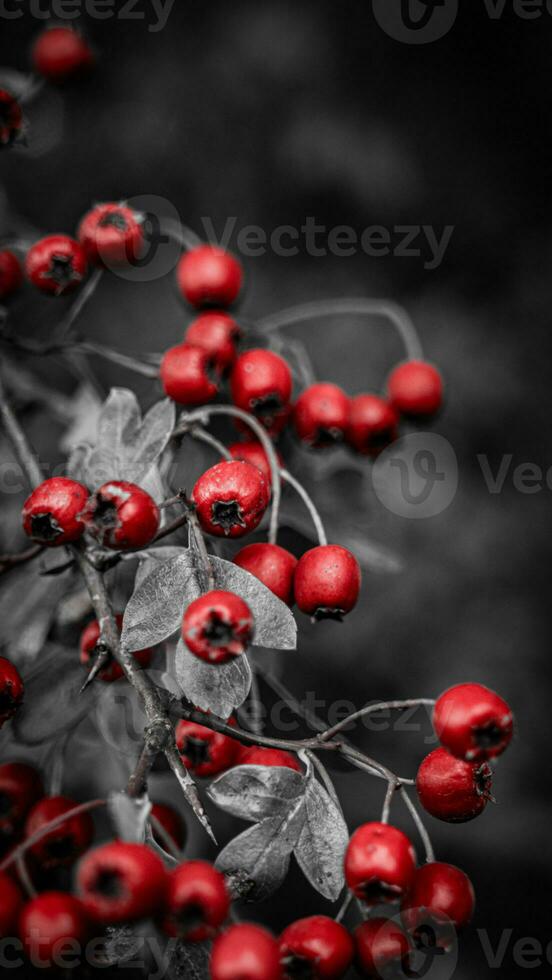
xmin=167 ymin=940 xmax=211 ymax=980
xmin=101 ymin=925 xmax=145 ymax=968
xmin=294 ymin=777 xmax=348 ymax=900
xmin=107 ymin=791 xmax=151 ymax=842
xmin=13 ymin=646 xmax=98 ymax=745
xmin=174 ymin=639 xmax=252 ymax=716
xmin=144 ymin=824 xmax=179 ymax=869
xmin=131 ymin=547 xmax=189 ymax=589
xmin=208 ymin=764 xmax=305 ymax=822
xmin=0 ymin=564 xmax=75 ymax=661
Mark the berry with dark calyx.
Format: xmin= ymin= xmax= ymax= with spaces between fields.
xmin=234 ymin=543 xmax=297 ymax=606
xmin=211 ymin=923 xmax=282 ymax=980
xmin=162 ymin=860 xmax=230 ymax=941
xmin=401 ymin=862 xmax=475 ymax=940
xmin=0 ymin=763 xmax=44 ymax=836
xmin=433 ymin=683 xmax=514 ymax=762
xmin=293 ymin=383 xmax=351 ymax=449
xmin=185 ymin=311 xmax=242 ymax=373
xmin=416 ymin=747 xmax=493 ymax=823
xmin=175 ymin=719 xmax=239 ymax=778
xmin=79 ymin=616 xmax=152 ymax=682
xmin=177 ymin=245 xmax=243 ymax=309
xmin=347 ymin=395 xmax=398 ymax=457
xmin=31 ymin=26 xmax=94 ymax=82
xmin=151 ymin=803 xmax=186 ymax=852
xmin=228 ymin=441 xmax=283 ymax=488
xmin=344 ymin=822 xmax=416 ymax=904
xmin=238 ymin=746 xmax=301 ymax=773
xmin=182 ymin=590 xmax=254 ymax=665
xmin=354 ymin=919 xmax=411 ymax=978
xmin=78 ymin=202 xmax=144 ymax=267
xmin=25 ymin=796 xmax=94 ymax=870
xmin=19 ymin=892 xmax=90 ymax=964
xmin=279 ymin=915 xmax=354 ymax=979
xmin=22 ymin=477 xmax=90 ymax=546
xmin=0 ymin=658 xmax=24 ymax=727
xmin=80 ymin=481 xmax=160 ymax=550
xmin=294 ymin=545 xmax=361 ymax=621
xmin=387 ymin=360 xmax=444 ymax=419
xmin=160 ymin=343 xmax=221 ymax=405
xmin=0 ymin=250 xmax=23 ymax=298
xmin=25 ymin=235 xmax=88 ymax=296
xmin=0 ymin=871 xmax=23 ymax=937
xmin=77 ymin=841 xmax=167 ymax=923
xmin=0 ymin=89 xmax=23 ymax=147
xmin=191 ymin=460 xmax=269 ymax=538
xmin=231 ymin=349 xmax=293 ymax=436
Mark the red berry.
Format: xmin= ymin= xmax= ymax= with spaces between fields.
xmin=31 ymin=27 xmax=94 ymax=82
xmin=182 ymin=590 xmax=254 ymax=665
xmin=162 ymin=860 xmax=230 ymax=941
xmin=231 ymin=349 xmax=293 ymax=436
xmin=80 ymin=481 xmax=160 ymax=550
xmin=0 ymin=658 xmax=24 ymax=727
xmin=77 ymin=841 xmax=167 ymax=923
xmin=160 ymin=343 xmax=220 ymax=405
xmin=0 ymin=89 xmax=23 ymax=147
xmin=0 ymin=250 xmax=23 ymax=299
xmin=354 ymin=918 xmax=411 ymax=977
xmin=433 ymin=683 xmax=514 ymax=762
xmin=22 ymin=477 xmax=90 ymax=546
xmin=239 ymin=746 xmax=301 ymax=773
xmin=344 ymin=823 xmax=416 ymax=903
xmin=401 ymin=862 xmax=475 ymax=935
xmin=228 ymin=441 xmax=282 ymax=488
xmin=177 ymin=245 xmax=243 ymax=308
xmin=25 ymin=796 xmax=94 ymax=870
xmin=387 ymin=360 xmax=443 ymax=419
xmin=191 ymin=460 xmax=270 ymax=539
xmin=279 ymin=915 xmax=354 ymax=980
xmin=185 ymin=312 xmax=242 ymax=373
xmin=0 ymin=872 xmax=23 ymax=937
xmin=293 ymin=383 xmax=350 ymax=449
xmin=175 ymin=719 xmax=239 ymax=778
xmin=151 ymin=803 xmax=186 ymax=852
xmin=0 ymin=763 xmax=44 ymax=836
xmin=25 ymin=235 xmax=88 ymax=296
xmin=234 ymin=543 xmax=297 ymax=606
xmin=19 ymin=892 xmax=90 ymax=964
xmin=416 ymin=747 xmax=493 ymax=823
xmin=347 ymin=395 xmax=399 ymax=456
xmin=79 ymin=616 xmax=152 ymax=682
xmin=78 ymin=202 xmax=143 ymax=267
xmin=211 ymin=923 xmax=282 ymax=980
xmin=294 ymin=545 xmax=361 ymax=621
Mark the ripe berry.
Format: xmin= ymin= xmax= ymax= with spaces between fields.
xmin=231 ymin=349 xmax=293 ymax=436
xmin=163 ymin=860 xmax=230 ymax=941
xmin=344 ymin=823 xmax=416 ymax=904
xmin=0 ymin=89 xmax=23 ymax=147
xmin=234 ymin=543 xmax=297 ymax=606
xmin=228 ymin=441 xmax=282 ymax=488
xmin=416 ymin=747 xmax=493 ymax=823
xmin=160 ymin=343 xmax=220 ymax=405
xmin=238 ymin=746 xmax=301 ymax=773
xmin=22 ymin=477 xmax=90 ymax=546
xmin=31 ymin=26 xmax=94 ymax=82
xmin=182 ymin=590 xmax=254 ymax=664
xmin=151 ymin=803 xmax=186 ymax=852
xmin=211 ymin=923 xmax=282 ymax=980
xmin=79 ymin=616 xmax=152 ymax=682
xmin=354 ymin=919 xmax=411 ymax=978
xmin=347 ymin=395 xmax=398 ymax=456
xmin=191 ymin=460 xmax=269 ymax=538
xmin=279 ymin=915 xmax=354 ymax=979
xmin=0 ymin=763 xmax=44 ymax=836
xmin=25 ymin=235 xmax=88 ymax=296
xmin=433 ymin=683 xmax=514 ymax=762
xmin=387 ymin=361 xmax=443 ymax=419
xmin=293 ymin=383 xmax=350 ymax=449
xmin=0 ymin=871 xmax=23 ymax=937
xmin=25 ymin=796 xmax=94 ymax=870
xmin=77 ymin=841 xmax=167 ymax=923
xmin=78 ymin=202 xmax=144 ymax=267
xmin=81 ymin=481 xmax=160 ymax=550
xmin=401 ymin=862 xmax=475 ymax=936
xmin=294 ymin=545 xmax=361 ymax=621
xmin=19 ymin=892 xmax=90 ymax=964
xmin=0 ymin=250 xmax=23 ymax=299
xmin=177 ymin=245 xmax=243 ymax=309
xmin=185 ymin=312 xmax=241 ymax=373
xmin=175 ymin=719 xmax=239 ymax=778
xmin=0 ymin=658 xmax=24 ymax=727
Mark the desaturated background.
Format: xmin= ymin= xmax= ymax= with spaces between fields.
xmin=0 ymin=3 xmax=551 ymax=978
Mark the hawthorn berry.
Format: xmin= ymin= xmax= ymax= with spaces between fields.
xmin=177 ymin=245 xmax=243 ymax=308
xmin=185 ymin=311 xmax=242 ymax=373
xmin=416 ymin=747 xmax=493 ymax=823
xmin=191 ymin=460 xmax=270 ymax=538
xmin=354 ymin=919 xmax=411 ymax=978
xmin=211 ymin=923 xmax=282 ymax=980
xmin=279 ymin=915 xmax=354 ymax=979
xmin=433 ymin=683 xmax=514 ymax=762
xmin=151 ymin=803 xmax=186 ymax=852
xmin=182 ymin=590 xmax=254 ymax=664
xmin=78 ymin=202 xmax=144 ymax=267
xmin=162 ymin=860 xmax=230 ymax=941
xmin=81 ymin=481 xmax=160 ymax=550
xmin=387 ymin=360 xmax=444 ymax=419
xmin=293 ymin=383 xmax=351 ymax=449
xmin=25 ymin=796 xmax=94 ymax=870
xmin=25 ymin=235 xmax=88 ymax=296
xmin=19 ymin=892 xmax=90 ymax=964
xmin=0 ymin=250 xmax=23 ymax=299
xmin=22 ymin=477 xmax=90 ymax=546
xmin=401 ymin=862 xmax=475 ymax=936
xmin=234 ymin=543 xmax=297 ymax=606
xmin=344 ymin=822 xmax=416 ymax=904
xmin=31 ymin=26 xmax=94 ymax=82
xmin=347 ymin=395 xmax=399 ymax=456
xmin=79 ymin=616 xmax=152 ymax=682
xmin=294 ymin=545 xmax=361 ymax=621
xmin=0 ymin=89 xmax=23 ymax=147
xmin=231 ymin=349 xmax=293 ymax=436
xmin=228 ymin=441 xmax=283 ymax=488
xmin=160 ymin=343 xmax=220 ymax=405
xmin=238 ymin=746 xmax=301 ymax=773
xmin=0 ymin=658 xmax=24 ymax=727
xmin=0 ymin=763 xmax=43 ymax=836
xmin=175 ymin=719 xmax=239 ymax=778
xmin=77 ymin=841 xmax=167 ymax=923
xmin=0 ymin=872 xmax=23 ymax=937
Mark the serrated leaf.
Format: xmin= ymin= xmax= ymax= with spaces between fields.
xmin=293 ymin=777 xmax=348 ymax=900
xmin=173 ymin=639 xmax=252 ymax=716
xmin=108 ymin=791 xmax=151 ymax=842
xmin=208 ymin=764 xmax=305 ymax=822
xmin=13 ymin=646 xmax=99 ymax=745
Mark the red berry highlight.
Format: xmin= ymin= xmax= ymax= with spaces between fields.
xmin=191 ymin=460 xmax=270 ymax=538
xmin=162 ymin=860 xmax=230 ymax=941
xmin=80 ymin=481 xmax=160 ymax=550
xmin=176 ymin=719 xmax=239 ymax=778
xmin=25 ymin=235 xmax=88 ymax=296
xmin=160 ymin=343 xmax=221 ymax=405
xmin=238 ymin=746 xmax=301 ymax=773
xmin=354 ymin=918 xmax=411 ymax=977
xmin=211 ymin=923 xmax=282 ymax=980
xmin=185 ymin=312 xmax=241 ymax=373
xmin=19 ymin=892 xmax=90 ymax=964
xmin=182 ymin=590 xmax=254 ymax=664
xmin=294 ymin=545 xmax=361 ymax=621
xmin=177 ymin=245 xmax=243 ymax=309
xmin=347 ymin=395 xmax=398 ymax=456
xmin=401 ymin=861 xmax=475 ymax=935
xmin=32 ymin=27 xmax=94 ymax=82
xmin=77 ymin=841 xmax=167 ymax=923
xmin=416 ymin=747 xmax=493 ymax=823
xmin=228 ymin=441 xmax=282 ymax=488
xmin=344 ymin=822 xmax=416 ymax=903
xmin=78 ymin=202 xmax=143 ymax=267
xmin=22 ymin=477 xmax=89 ymax=546
xmin=433 ymin=683 xmax=513 ymax=762
xmin=234 ymin=543 xmax=297 ymax=606
xmin=387 ymin=360 xmax=443 ymax=419
xmin=279 ymin=915 xmax=354 ymax=979
xmin=231 ymin=349 xmax=293 ymax=436
xmin=293 ymin=383 xmax=350 ymax=449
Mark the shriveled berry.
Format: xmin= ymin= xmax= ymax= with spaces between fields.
xmin=32 ymin=26 xmax=94 ymax=82
xmin=175 ymin=719 xmax=239 ymax=778
xmin=234 ymin=543 xmax=297 ymax=606
xmin=0 ymin=763 xmax=43 ymax=836
xmin=280 ymin=915 xmax=354 ymax=979
xmin=151 ymin=803 xmax=186 ymax=852
xmin=25 ymin=796 xmax=94 ymax=870
xmin=293 ymin=383 xmax=350 ymax=449
xmin=162 ymin=860 xmax=230 ymax=941
xmin=177 ymin=245 xmax=243 ymax=309
xmin=160 ymin=343 xmax=220 ymax=405
xmin=25 ymin=235 xmax=87 ymax=296
xmin=77 ymin=841 xmax=167 ymax=923
xmin=354 ymin=918 xmax=411 ymax=977
xmin=78 ymin=202 xmax=144 ymax=267
xmin=80 ymin=481 xmax=160 ymax=550
xmin=239 ymin=746 xmax=301 ymax=773
xmin=0 ymin=89 xmax=23 ymax=147
xmin=0 ymin=250 xmax=23 ymax=299
xmin=416 ymin=747 xmax=493 ymax=823
xmin=344 ymin=823 xmax=416 ymax=904
xmin=185 ymin=312 xmax=242 ymax=373
xmin=231 ymin=349 xmax=292 ymax=436
xmin=79 ymin=616 xmax=152 ymax=682
xmin=347 ymin=395 xmax=398 ymax=456
xmin=182 ymin=590 xmax=254 ymax=665
xmin=19 ymin=892 xmax=90 ymax=964
xmin=433 ymin=683 xmax=514 ymax=762
xmin=211 ymin=923 xmax=282 ymax=980
xmin=387 ymin=360 xmax=443 ymax=419
xmin=191 ymin=460 xmax=269 ymax=538
xmin=22 ymin=477 xmax=89 ymax=546
xmin=294 ymin=545 xmax=361 ymax=621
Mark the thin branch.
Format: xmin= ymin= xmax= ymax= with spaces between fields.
xmin=0 ymin=543 xmax=43 ymax=575
xmin=16 ymin=853 xmax=37 ymax=899
xmin=149 ymin=814 xmax=183 ymax=861
xmin=335 ymin=890 xmax=354 ymax=924
xmin=280 ymin=469 xmax=328 ymax=546
xmin=320 ymin=698 xmax=436 ymax=742
xmin=381 ymin=779 xmax=399 ymax=824
xmin=0 ymin=371 xmax=43 ymax=487
xmin=0 ymin=800 xmax=106 ymax=872
xmin=57 ymin=268 xmax=103 ymax=340
xmin=187 ymin=425 xmax=232 ymax=461
xmin=399 ymin=786 xmax=435 ymax=863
